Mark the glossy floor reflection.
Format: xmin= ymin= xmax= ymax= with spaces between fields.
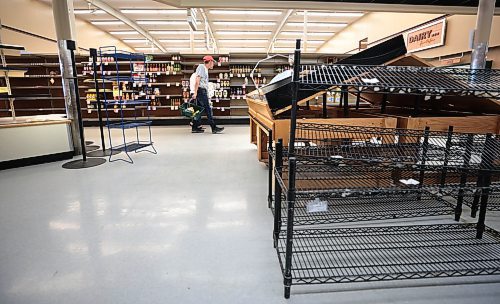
xmin=1 ymin=125 xmax=500 ymax=304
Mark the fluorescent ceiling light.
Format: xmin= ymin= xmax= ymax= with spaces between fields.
xmin=137 ymin=20 xmax=190 ymax=25
xmin=159 ymin=39 xmax=205 ymax=43
xmin=297 ymin=11 xmax=364 ymax=17
xmin=74 ymin=9 xmax=105 ymax=14
xmin=276 ymin=39 xmax=325 ymax=43
xmin=220 ymin=48 xmax=266 ymax=52
xmin=123 ymin=39 xmax=149 ymax=43
xmin=135 ymin=47 xmax=159 ymax=51
xmin=121 ymin=9 xmax=186 ymax=14
xmin=149 ymin=30 xmax=201 ymax=35
xmin=287 ymin=22 xmax=347 ymax=27
xmin=272 ymin=48 xmax=317 ymax=52
xmin=91 ymin=20 xmax=124 ymax=25
xmin=209 ymin=10 xmax=282 ymax=16
xmin=219 ymin=39 xmax=269 ymax=43
xmin=213 ymin=21 xmax=276 ymax=26
xmin=110 ymin=31 xmax=140 ymax=35
xmin=217 ymin=31 xmax=272 ymax=35
xmin=281 ymin=31 xmax=334 ymax=37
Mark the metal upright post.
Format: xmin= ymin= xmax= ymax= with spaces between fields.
xmin=471 ymin=0 xmax=495 ymax=69
xmin=284 ymin=157 xmax=297 ymax=299
xmin=267 ymin=129 xmax=274 ymax=208
xmin=418 ymin=127 xmax=430 ymax=199
xmin=440 ymin=126 xmax=454 ymax=187
xmin=381 ymin=93 xmax=387 ymax=114
xmin=62 ymin=41 xmax=105 ymax=169
xmin=342 ymin=86 xmax=349 ymax=117
xmin=455 ymin=134 xmax=474 ymax=221
xmin=355 ymin=92 xmax=361 ymax=110
xmin=273 ymin=139 xmax=283 ymax=247
xmin=476 ymin=133 xmax=494 ymax=239
xmin=288 ymin=40 xmax=301 ymax=156
xmin=322 ymin=92 xmax=327 ymax=118
xmin=87 ymin=49 xmax=119 ymax=158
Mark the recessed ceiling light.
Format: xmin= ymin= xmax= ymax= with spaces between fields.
xmin=297 ymin=11 xmax=364 ymax=17
xmin=209 ymin=10 xmax=282 ymax=16
xmin=110 ymin=31 xmax=140 ymax=35
xmin=213 ymin=21 xmax=276 ymax=26
xmin=74 ymin=9 xmax=105 ymax=14
xmin=91 ymin=20 xmax=124 ymax=25
xmin=287 ymin=22 xmax=347 ymax=27
xmin=121 ymin=9 xmax=186 ymax=14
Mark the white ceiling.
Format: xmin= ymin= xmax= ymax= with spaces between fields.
xmin=49 ymin=0 xmax=366 ymax=54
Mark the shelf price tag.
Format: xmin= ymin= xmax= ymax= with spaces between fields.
xmin=166 ymin=71 xmax=170 ymax=75
xmin=170 ymin=106 xmax=174 ymax=110
xmin=242 ymin=85 xmax=246 ymax=89
xmin=237 ymin=74 xmax=241 ymax=77
xmin=148 ymin=83 xmax=152 ymax=87
xmin=237 ymin=96 xmax=241 ymax=100
xmin=132 ymin=82 xmax=136 ymax=88
xmin=171 ymin=61 xmax=174 ymax=65
xmin=157 ymin=72 xmax=160 ymax=76
xmin=167 ymin=83 xmax=171 ymax=87
xmin=221 ymin=107 xmax=225 ymax=112
xmin=217 ymin=62 xmax=221 ymax=67
xmin=258 ymin=73 xmax=261 ymax=78
xmin=167 ymin=95 xmax=170 ymax=99
xmin=176 ymin=83 xmax=180 ymax=87
xmin=216 ymin=98 xmax=219 ymax=103
xmin=174 ymin=106 xmax=178 ymax=110
xmin=242 ymin=74 xmax=245 ymax=77
xmin=173 ymin=72 xmax=176 ymax=75
xmin=229 ymin=73 xmax=233 ymax=77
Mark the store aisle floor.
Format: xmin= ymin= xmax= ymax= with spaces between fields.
xmin=1 ymin=126 xmax=500 ymax=304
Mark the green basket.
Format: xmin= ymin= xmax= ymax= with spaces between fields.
xmin=180 ymin=101 xmax=204 ymax=120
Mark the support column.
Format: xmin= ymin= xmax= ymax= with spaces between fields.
xmin=52 ymin=0 xmax=82 ymax=155
xmin=471 ymin=0 xmax=495 ymax=69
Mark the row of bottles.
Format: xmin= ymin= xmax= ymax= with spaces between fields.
xmin=253 ymin=77 xmax=268 ymax=86
xmin=230 ymin=65 xmax=252 ymax=74
xmin=218 ymin=72 xmax=230 ymax=80
xmin=230 ymin=87 xmax=246 ymax=99
xmin=214 ymin=89 xmax=229 ymax=99
xmin=146 ymin=63 xmax=181 ymax=73
xmin=275 ymin=65 xmax=292 ymax=73
xmin=218 ymin=56 xmax=229 ymax=63
xmin=217 ymin=80 xmax=230 ymax=88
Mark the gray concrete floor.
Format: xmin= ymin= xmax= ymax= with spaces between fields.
xmin=1 ymin=125 xmax=500 ymax=304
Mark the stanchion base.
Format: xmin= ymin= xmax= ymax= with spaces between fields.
xmin=62 ymin=158 xmax=106 ymax=169
xmin=87 ymin=149 xmax=121 ymax=157
xmin=86 ymin=145 xmax=100 ymax=152
xmin=85 ymin=141 xmax=94 ymax=145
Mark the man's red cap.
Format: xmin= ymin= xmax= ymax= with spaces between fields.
xmin=203 ymin=55 xmax=215 ymax=62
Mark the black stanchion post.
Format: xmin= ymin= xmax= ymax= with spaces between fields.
xmin=273 ymin=139 xmax=283 ymax=247
xmin=455 ymin=134 xmax=474 ymax=221
xmin=91 ymin=48 xmax=106 ymax=151
xmin=355 ymin=92 xmax=360 ymax=110
xmin=418 ymin=127 xmax=430 ymax=200
xmin=342 ymin=86 xmax=349 ymax=117
xmin=284 ymin=156 xmax=296 ymax=299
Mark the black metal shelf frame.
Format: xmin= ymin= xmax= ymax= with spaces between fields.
xmin=297 ymin=64 xmax=500 ymax=99
xmin=269 ymin=40 xmax=500 ymax=299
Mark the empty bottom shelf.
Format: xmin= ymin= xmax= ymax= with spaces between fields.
xmin=277 ymin=223 xmax=500 ymax=285
xmin=112 ymin=141 xmax=153 ymax=152
xmin=275 ymin=192 xmax=456 ymax=225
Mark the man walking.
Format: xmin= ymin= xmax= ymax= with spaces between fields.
xmin=192 ymin=55 xmax=224 ymax=134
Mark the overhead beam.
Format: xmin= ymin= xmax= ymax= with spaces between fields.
xmin=199 ymin=8 xmax=218 ymax=52
xmin=84 ymin=0 xmax=167 ymax=53
xmin=267 ymin=9 xmax=294 ymax=54
xmin=153 ymin=0 xmax=500 ymax=15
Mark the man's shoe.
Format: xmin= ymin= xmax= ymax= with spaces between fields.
xmin=212 ymin=126 xmax=224 ymax=134
xmin=192 ymin=128 xmax=205 ymax=133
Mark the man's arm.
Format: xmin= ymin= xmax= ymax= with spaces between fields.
xmin=193 ymin=75 xmax=201 ymax=99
